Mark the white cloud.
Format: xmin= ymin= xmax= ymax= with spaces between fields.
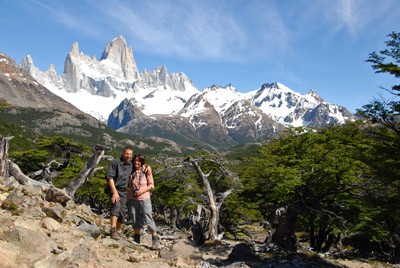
xmin=19 ymin=0 xmax=400 ymax=63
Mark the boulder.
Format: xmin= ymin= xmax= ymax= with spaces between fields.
xmin=0 ymin=226 xmax=57 ymax=257
xmin=41 ymin=217 xmax=63 ymax=232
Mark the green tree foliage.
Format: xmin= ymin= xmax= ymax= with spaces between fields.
xmin=241 ymin=124 xmax=377 ymax=252
xmin=10 ymin=136 xmax=86 ymax=173
xmin=366 ymin=31 xmax=400 ymax=92
xmin=358 ymin=31 xmax=400 ymax=135
xmin=152 ymin=163 xmax=202 ymax=226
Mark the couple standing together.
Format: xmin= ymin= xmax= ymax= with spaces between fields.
xmin=106 ymin=146 xmax=160 ymax=249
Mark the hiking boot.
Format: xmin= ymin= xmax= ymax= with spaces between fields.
xmin=151 ymin=235 xmax=160 ymax=250
xmin=110 ymin=227 xmax=120 ymax=240
xmin=134 ymin=234 xmax=140 ymax=244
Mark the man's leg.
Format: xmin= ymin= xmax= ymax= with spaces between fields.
xmin=117 ymin=191 xmax=128 ymax=235
xmin=116 ymin=220 xmax=123 ymax=233
xmin=109 ymin=192 xmax=123 ymax=240
xmin=110 ymin=216 xmax=120 ymax=240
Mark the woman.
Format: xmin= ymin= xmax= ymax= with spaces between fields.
xmin=127 ymin=153 xmax=160 ymax=249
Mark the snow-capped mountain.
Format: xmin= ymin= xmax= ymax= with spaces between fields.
xmin=249 ymin=83 xmax=354 ymax=127
xmin=21 ymin=35 xmax=198 ymax=121
xmin=20 ymin=35 xmax=355 ymax=148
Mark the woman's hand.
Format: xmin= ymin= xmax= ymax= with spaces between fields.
xmin=135 ymin=188 xmax=146 ymax=197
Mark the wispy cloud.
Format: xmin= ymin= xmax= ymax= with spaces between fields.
xmin=27 ymin=0 xmax=102 ymax=37
xmin=324 ymin=0 xmax=399 ymax=36
xmin=95 ymin=1 xmax=248 ymax=61
xmin=20 ymin=0 xmax=399 ymax=63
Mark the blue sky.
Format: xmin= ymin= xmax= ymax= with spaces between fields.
xmin=0 ymin=0 xmax=399 ymax=112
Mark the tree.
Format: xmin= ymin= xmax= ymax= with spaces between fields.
xmin=356 ymin=32 xmax=400 ymax=258
xmin=65 ymin=145 xmax=112 ymax=199
xmin=185 ymin=150 xmax=238 ymax=242
xmin=247 ymin=124 xmax=375 ymax=252
xmin=358 ymin=31 xmax=400 ymax=135
xmin=152 ymin=161 xmax=201 ymax=228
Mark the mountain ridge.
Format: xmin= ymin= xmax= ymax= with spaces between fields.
xmin=18 ymin=35 xmax=355 ymax=148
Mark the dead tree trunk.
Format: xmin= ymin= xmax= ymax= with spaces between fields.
xmin=271 ymin=206 xmax=298 ymax=251
xmin=65 ymin=145 xmax=111 ymax=199
xmin=28 ymin=157 xmax=70 ymax=184
xmin=190 ymin=204 xmax=205 ymax=245
xmin=7 ymin=160 xmax=72 ymax=205
xmin=1 ymin=139 xmax=112 ymax=206
xmin=0 ymin=136 xmax=13 ymax=179
xmin=189 ymin=157 xmax=235 ymax=241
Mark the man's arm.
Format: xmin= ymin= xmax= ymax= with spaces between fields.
xmin=108 ymin=178 xmax=120 ymax=203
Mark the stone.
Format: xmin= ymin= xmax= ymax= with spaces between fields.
xmin=42 ymin=206 xmax=64 ymax=222
xmin=41 ymin=217 xmax=62 ymax=232
xmin=75 ymin=223 xmax=101 ymax=239
xmin=227 ymin=242 xmax=257 ymax=262
xmin=44 ymin=187 xmax=71 ymax=205
xmin=6 ymin=191 xmax=26 ymax=206
xmin=20 ymin=206 xmax=46 ymax=219
xmin=0 ymin=226 xmax=57 ymax=257
xmin=0 ymin=217 xmax=15 ymax=229
xmin=71 ymin=244 xmax=100 ymax=264
xmin=21 ymin=184 xmax=43 ymax=196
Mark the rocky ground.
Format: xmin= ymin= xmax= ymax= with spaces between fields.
xmin=0 ymin=175 xmax=398 ymax=268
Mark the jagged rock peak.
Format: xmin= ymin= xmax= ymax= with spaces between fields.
xmin=261 ymin=82 xmax=280 ymax=90
xmin=307 ymin=89 xmax=324 ymax=103
xmin=20 ymin=54 xmax=43 ymax=78
xmin=205 ymin=84 xmax=237 ymax=93
xmin=69 ymin=42 xmax=80 ymax=58
xmin=2 ymin=52 xmax=23 ymax=74
xmin=20 ymin=54 xmax=34 ymax=70
xmin=100 ymin=35 xmax=140 ymax=80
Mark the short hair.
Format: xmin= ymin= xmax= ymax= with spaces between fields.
xmin=134 ymin=153 xmax=145 ymax=166
xmin=123 ymin=145 xmax=134 ymax=153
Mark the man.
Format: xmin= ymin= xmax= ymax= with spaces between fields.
xmin=106 ymin=146 xmax=134 ymax=240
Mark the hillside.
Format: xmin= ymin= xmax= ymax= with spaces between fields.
xmin=0 ymin=175 xmax=378 ymax=268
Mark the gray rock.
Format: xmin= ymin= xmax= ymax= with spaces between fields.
xmin=41 ymin=217 xmax=62 ymax=232
xmin=0 ymin=226 xmax=57 ymax=256
xmin=44 ymin=187 xmax=71 ymax=205
xmin=21 ymin=184 xmax=44 ymax=196
xmin=5 ymin=190 xmax=26 ymax=206
xmin=71 ymin=244 xmax=100 ymax=263
xmin=75 ymin=223 xmax=101 ymax=239
xmin=0 ymin=217 xmax=15 ymax=229
xmin=20 ymin=206 xmax=46 ymax=219
xmin=42 ymin=206 xmax=64 ymax=222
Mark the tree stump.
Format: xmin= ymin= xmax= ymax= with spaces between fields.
xmin=0 ymin=136 xmax=13 ymax=179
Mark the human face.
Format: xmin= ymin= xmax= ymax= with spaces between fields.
xmin=122 ymin=149 xmax=133 ymax=163
xmin=133 ymin=156 xmax=142 ymax=170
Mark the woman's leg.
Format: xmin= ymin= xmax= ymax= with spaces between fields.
xmin=128 ymin=199 xmax=142 ymax=243
xmin=141 ymin=199 xmax=160 ymax=249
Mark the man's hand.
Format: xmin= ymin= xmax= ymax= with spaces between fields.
xmin=144 ymin=164 xmax=152 ymax=174
xmin=111 ymin=192 xmax=120 ymax=203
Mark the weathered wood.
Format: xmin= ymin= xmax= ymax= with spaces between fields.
xmin=190 ymin=205 xmax=205 ymax=245
xmin=0 ymin=136 xmax=13 ymax=178
xmin=3 ymin=140 xmax=112 ymax=206
xmin=271 ymin=206 xmax=298 ymax=251
xmin=189 ymin=156 xmax=236 ymax=242
xmin=8 ymin=160 xmax=31 ymax=185
xmin=65 ymin=145 xmax=111 ymax=199
xmin=28 ymin=158 xmax=70 ymax=183
xmin=7 ymin=159 xmax=72 ymax=205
